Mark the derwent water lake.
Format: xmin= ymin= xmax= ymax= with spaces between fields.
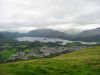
xmin=16 ymin=37 xmax=97 ymax=45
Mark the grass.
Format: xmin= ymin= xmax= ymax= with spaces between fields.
xmin=55 ymin=46 xmax=100 ymax=59
xmin=0 ymin=49 xmax=16 ymax=60
xmin=0 ymin=46 xmax=100 ymax=75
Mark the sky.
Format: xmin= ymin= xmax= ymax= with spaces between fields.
xmin=0 ymin=0 xmax=100 ymax=33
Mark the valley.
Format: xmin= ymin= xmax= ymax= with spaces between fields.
xmin=0 ymin=46 xmax=100 ymax=75
xmin=0 ymin=41 xmax=92 ymax=63
xmin=0 ymin=0 xmax=100 ymax=75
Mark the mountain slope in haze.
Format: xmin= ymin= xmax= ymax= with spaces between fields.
xmin=28 ymin=29 xmax=71 ymax=39
xmin=78 ymin=27 xmax=100 ymax=37
xmin=0 ymin=27 xmax=100 ymax=42
xmin=22 ymin=27 xmax=100 ymax=42
xmin=74 ymin=27 xmax=100 ymax=42
xmin=0 ymin=32 xmax=26 ymax=39
xmin=0 ymin=34 xmax=13 ymax=45
xmin=0 ymin=46 xmax=100 ymax=75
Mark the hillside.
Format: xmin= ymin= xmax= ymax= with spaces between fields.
xmin=28 ymin=29 xmax=70 ymax=39
xmin=74 ymin=27 xmax=100 ymax=42
xmin=0 ymin=34 xmax=13 ymax=45
xmin=78 ymin=27 xmax=100 ymax=37
xmin=0 ymin=32 xmax=26 ymax=39
xmin=0 ymin=29 xmax=72 ymax=40
xmin=0 ymin=46 xmax=100 ymax=75
xmin=1 ymin=27 xmax=100 ymax=42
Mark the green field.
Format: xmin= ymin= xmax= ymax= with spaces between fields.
xmin=0 ymin=46 xmax=100 ymax=75
xmin=0 ymin=49 xmax=16 ymax=60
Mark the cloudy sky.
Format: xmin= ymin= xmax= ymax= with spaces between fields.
xmin=0 ymin=0 xmax=100 ymax=33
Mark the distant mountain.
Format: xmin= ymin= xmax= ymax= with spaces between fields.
xmin=74 ymin=27 xmax=100 ymax=42
xmin=28 ymin=29 xmax=71 ymax=39
xmin=78 ymin=27 xmax=100 ymax=37
xmin=0 ymin=27 xmax=100 ymax=42
xmin=0 ymin=29 xmax=71 ymax=40
xmin=0 ymin=34 xmax=13 ymax=45
xmin=0 ymin=32 xmax=27 ymax=39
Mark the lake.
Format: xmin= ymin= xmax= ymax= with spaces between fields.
xmin=16 ymin=37 xmax=97 ymax=45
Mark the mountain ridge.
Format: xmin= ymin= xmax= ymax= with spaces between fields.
xmin=0 ymin=27 xmax=100 ymax=42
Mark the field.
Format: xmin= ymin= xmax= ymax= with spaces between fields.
xmin=0 ymin=49 xmax=16 ymax=60
xmin=0 ymin=46 xmax=100 ymax=75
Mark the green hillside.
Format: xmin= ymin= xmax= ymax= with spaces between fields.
xmin=0 ymin=34 xmax=14 ymax=45
xmin=0 ymin=46 xmax=100 ymax=75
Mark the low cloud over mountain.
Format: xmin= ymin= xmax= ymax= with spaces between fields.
xmin=0 ymin=27 xmax=100 ymax=42
xmin=0 ymin=0 xmax=100 ymax=33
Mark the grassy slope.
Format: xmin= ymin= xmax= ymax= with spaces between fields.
xmin=0 ymin=46 xmax=100 ymax=75
xmin=0 ymin=50 xmax=16 ymax=60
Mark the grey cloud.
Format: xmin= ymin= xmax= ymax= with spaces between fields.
xmin=0 ymin=0 xmax=100 ymax=32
